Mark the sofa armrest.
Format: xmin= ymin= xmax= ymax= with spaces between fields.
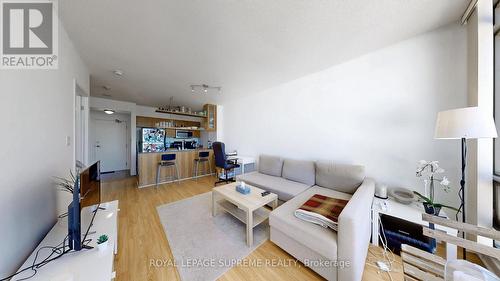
xmin=337 ymin=178 xmax=375 ymax=281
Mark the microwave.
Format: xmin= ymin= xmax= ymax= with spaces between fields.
xmin=175 ymin=130 xmax=193 ymax=139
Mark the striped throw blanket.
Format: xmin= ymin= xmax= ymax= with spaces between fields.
xmin=294 ymin=194 xmax=349 ymax=231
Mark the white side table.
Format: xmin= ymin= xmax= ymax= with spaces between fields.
xmin=372 ymin=197 xmax=458 ymax=260
xmin=227 ymin=155 xmax=255 ymax=174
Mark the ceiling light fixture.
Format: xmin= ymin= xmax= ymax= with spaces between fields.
xmin=104 ymin=109 xmax=115 ymax=115
xmin=190 ymin=84 xmax=221 ymax=94
xmin=113 ymin=69 xmax=124 ymax=77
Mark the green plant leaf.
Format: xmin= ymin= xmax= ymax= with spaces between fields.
xmin=97 ymin=234 xmax=108 ymax=244
xmin=413 ymin=191 xmax=432 ymax=204
xmin=433 ymin=203 xmax=459 ymax=211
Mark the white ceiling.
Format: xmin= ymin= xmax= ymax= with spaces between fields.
xmin=59 ymin=0 xmax=468 ymax=110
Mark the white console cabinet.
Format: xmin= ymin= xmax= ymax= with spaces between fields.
xmin=371 ymin=197 xmax=457 ymax=260
xmin=12 ymin=200 xmax=119 ymax=281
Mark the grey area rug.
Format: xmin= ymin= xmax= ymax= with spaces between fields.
xmin=156 ymin=192 xmax=269 ymax=281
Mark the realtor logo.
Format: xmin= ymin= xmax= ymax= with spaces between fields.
xmin=1 ymin=0 xmax=58 ymax=69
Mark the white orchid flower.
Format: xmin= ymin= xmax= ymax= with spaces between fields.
xmin=440 ymin=177 xmax=450 ymax=186
xmin=417 ymin=160 xmax=428 ymax=170
xmin=431 ymin=161 xmax=439 ymax=170
xmin=418 ymin=160 xmax=428 ymax=166
xmin=436 ymin=168 xmax=445 ymax=174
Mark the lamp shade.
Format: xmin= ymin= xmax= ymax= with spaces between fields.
xmin=434 ymin=107 xmax=498 ymax=139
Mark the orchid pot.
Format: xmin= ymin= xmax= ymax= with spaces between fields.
xmin=414 ymin=191 xmax=458 ymax=216
xmin=422 ymin=202 xmax=442 ymax=216
xmin=414 ymin=160 xmax=458 ymax=216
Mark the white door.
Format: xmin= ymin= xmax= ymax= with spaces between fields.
xmin=92 ymin=119 xmax=128 ymax=172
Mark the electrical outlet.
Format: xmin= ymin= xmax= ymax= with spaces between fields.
xmin=66 ymin=136 xmax=71 ymax=146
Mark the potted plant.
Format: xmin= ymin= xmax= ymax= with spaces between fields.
xmin=97 ymin=234 xmax=109 ymax=251
xmin=54 ymin=170 xmax=77 ymax=194
xmin=414 ymin=160 xmax=458 ymax=216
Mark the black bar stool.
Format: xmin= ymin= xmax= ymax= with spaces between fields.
xmin=156 ymin=153 xmax=180 ymax=187
xmin=193 ymin=151 xmax=212 ymax=180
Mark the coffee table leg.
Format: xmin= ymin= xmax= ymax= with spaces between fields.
xmin=212 ymin=192 xmax=217 ymax=216
xmin=246 ymin=210 xmax=253 ymax=247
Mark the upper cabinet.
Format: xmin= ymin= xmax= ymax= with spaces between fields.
xmin=204 ymin=104 xmax=217 ymax=132
xmin=139 ymin=104 xmax=217 ymax=133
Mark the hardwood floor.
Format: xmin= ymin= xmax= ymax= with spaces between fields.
xmin=100 ymin=175 xmax=477 ymax=281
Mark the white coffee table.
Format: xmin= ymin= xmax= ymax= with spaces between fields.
xmin=212 ymin=182 xmax=278 ymax=246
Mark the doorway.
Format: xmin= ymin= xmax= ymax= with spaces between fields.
xmin=74 ymin=80 xmax=89 ymax=169
xmin=90 ymin=115 xmax=129 ymax=173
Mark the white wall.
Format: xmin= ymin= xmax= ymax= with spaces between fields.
xmin=0 ymin=23 xmax=89 ymax=276
xmin=216 ymin=105 xmax=224 ymax=142
xmin=223 ymin=23 xmax=467 ymax=209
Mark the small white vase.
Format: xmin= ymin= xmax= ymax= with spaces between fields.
xmin=97 ymin=240 xmax=109 ymax=252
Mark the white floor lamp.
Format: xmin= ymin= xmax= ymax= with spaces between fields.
xmin=434 ymin=107 xmax=497 ymax=259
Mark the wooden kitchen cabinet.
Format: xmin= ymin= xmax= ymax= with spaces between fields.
xmin=137 ymin=149 xmax=214 ymax=187
xmin=204 ymin=104 xmax=217 ymax=132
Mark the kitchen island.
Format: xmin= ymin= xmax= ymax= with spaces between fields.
xmin=138 ymin=149 xmax=215 ymax=188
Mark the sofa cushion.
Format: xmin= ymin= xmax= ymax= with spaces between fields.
xmin=315 ymin=161 xmax=365 ymax=194
xmin=237 ymin=172 xmax=310 ymax=201
xmin=258 ymin=155 xmax=283 ymax=177
xmin=269 ymin=186 xmax=352 ymax=261
xmin=282 ymin=159 xmax=315 ymax=186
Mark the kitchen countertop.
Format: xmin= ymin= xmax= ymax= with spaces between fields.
xmin=139 ymin=148 xmax=212 ymax=154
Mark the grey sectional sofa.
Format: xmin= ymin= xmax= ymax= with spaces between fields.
xmin=237 ymin=155 xmax=316 ymax=201
xmin=237 ymin=155 xmax=375 ymax=281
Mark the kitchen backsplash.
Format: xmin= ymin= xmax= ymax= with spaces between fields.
xmin=165 ymin=137 xmax=200 ymax=148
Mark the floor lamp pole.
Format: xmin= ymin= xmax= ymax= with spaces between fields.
xmin=460 ymin=137 xmax=467 ymax=260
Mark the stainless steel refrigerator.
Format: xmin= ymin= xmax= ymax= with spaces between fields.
xmin=140 ymin=128 xmax=165 ymax=152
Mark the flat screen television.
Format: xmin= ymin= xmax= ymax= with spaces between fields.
xmin=68 ymin=161 xmax=101 ymax=251
xmin=80 ymin=162 xmax=101 ymax=208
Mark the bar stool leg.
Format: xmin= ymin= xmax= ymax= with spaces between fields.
xmin=175 ymin=162 xmax=180 ymax=184
xmin=156 ymin=164 xmax=161 ymax=188
xmin=196 ymin=161 xmax=200 ymax=181
xmin=192 ymin=159 xmax=196 ymax=180
xmin=208 ymin=160 xmax=212 ymax=178
xmin=169 ymin=165 xmax=173 ymax=184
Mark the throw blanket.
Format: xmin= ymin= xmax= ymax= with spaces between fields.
xmin=294 ymin=194 xmax=349 ymax=231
